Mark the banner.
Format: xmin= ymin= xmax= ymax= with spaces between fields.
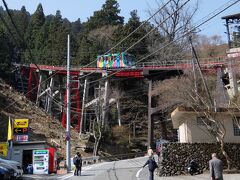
xmin=7 ymin=117 xmax=13 ymax=141
xmin=0 ymin=142 xmax=7 ymax=157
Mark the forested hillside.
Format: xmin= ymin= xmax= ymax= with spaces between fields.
xmin=0 ymin=0 xmax=229 ymax=154
xmin=0 ymin=0 xmax=158 ymax=74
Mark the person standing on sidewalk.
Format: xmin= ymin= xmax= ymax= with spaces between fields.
xmin=73 ymin=152 xmax=82 ymax=176
xmin=143 ymin=156 xmax=158 ymax=180
xmin=209 ymin=153 xmax=223 ymax=180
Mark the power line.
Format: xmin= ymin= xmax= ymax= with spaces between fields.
xmin=69 ymin=0 xmax=173 ymax=69
xmin=25 ymin=0 xmax=194 ymax=113
xmin=70 ymin=0 xmax=190 ymax=78
xmin=87 ymin=0 xmax=240 ymax=85
xmin=0 ymin=0 xmax=176 ymax=112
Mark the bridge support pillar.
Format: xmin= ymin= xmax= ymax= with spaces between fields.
xmin=36 ymin=73 xmax=42 ymax=106
xmin=44 ymin=71 xmax=54 ymax=114
xmin=80 ymin=77 xmax=89 ymax=135
xmin=216 ymin=67 xmax=228 ymax=106
xmin=116 ymin=82 xmax=121 ymax=126
xmin=228 ymin=59 xmax=238 ymax=97
xmin=27 ymin=67 xmax=34 ymax=100
xmin=102 ymin=78 xmax=110 ymax=126
xmin=116 ymin=99 xmax=121 ymax=126
xmin=148 ymin=80 xmax=154 ymax=149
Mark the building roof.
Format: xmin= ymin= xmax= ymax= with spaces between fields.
xmin=222 ymin=13 xmax=240 ymax=20
xmin=13 ymin=141 xmax=47 ymax=146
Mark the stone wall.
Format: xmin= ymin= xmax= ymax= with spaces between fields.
xmin=158 ymin=143 xmax=240 ymax=176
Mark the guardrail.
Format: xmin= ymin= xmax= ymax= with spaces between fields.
xmin=82 ymin=156 xmax=100 ymax=165
xmin=136 ymin=58 xmax=226 ymax=68
xmin=81 ymin=152 xmax=145 ymax=166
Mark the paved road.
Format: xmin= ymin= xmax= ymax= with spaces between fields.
xmin=63 ymin=156 xmax=240 ymax=180
xmin=23 ymin=156 xmax=240 ymax=180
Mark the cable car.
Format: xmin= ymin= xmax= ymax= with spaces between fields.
xmin=97 ymin=52 xmax=135 ymax=68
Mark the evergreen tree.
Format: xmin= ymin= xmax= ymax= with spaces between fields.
xmin=113 ymin=10 xmax=148 ymax=58
xmin=25 ymin=3 xmax=45 ymax=63
xmin=17 ymin=6 xmax=30 ymax=37
xmin=14 ymin=6 xmax=30 ymax=62
xmin=101 ymin=0 xmax=124 ymax=25
xmin=0 ymin=26 xmax=13 ymax=73
xmin=85 ymin=0 xmax=124 ymax=31
xmin=72 ymin=18 xmax=82 ymax=35
xmin=44 ymin=10 xmax=69 ymax=65
xmin=74 ymin=35 xmax=91 ymax=65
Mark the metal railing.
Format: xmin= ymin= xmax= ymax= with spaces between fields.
xmin=136 ymin=57 xmax=226 ymax=68
xmin=81 ymin=152 xmax=145 ymax=165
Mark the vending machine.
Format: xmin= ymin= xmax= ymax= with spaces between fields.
xmin=47 ymin=148 xmax=57 ymax=173
xmin=32 ymin=149 xmax=49 ymax=174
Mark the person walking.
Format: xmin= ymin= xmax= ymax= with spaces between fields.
xmin=209 ymin=153 xmax=223 ymax=180
xmin=73 ymin=152 xmax=82 ymax=176
xmin=143 ymin=156 xmax=158 ymax=180
xmin=147 ymin=146 xmax=154 ymax=158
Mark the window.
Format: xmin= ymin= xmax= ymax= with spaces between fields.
xmin=233 ymin=117 xmax=240 ymax=136
xmin=197 ymin=117 xmax=212 ymax=126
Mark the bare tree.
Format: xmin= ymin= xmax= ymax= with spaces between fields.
xmin=192 ymin=34 xmax=226 ymax=58
xmin=153 ymin=71 xmax=235 ymax=169
xmin=92 ymin=117 xmax=102 ymax=156
xmin=147 ymin=0 xmax=198 ymax=62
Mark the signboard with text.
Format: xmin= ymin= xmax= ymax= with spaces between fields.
xmin=13 ymin=119 xmax=29 ymax=142
xmin=0 ymin=142 xmax=7 ymax=157
xmin=13 ymin=135 xmax=29 ymax=142
xmin=14 ymin=119 xmax=29 ymax=128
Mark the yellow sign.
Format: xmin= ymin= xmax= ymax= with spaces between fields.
xmin=0 ymin=143 xmax=7 ymax=157
xmin=14 ymin=119 xmax=29 ymax=128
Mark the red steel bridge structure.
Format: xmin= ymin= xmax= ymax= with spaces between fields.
xmin=12 ymin=57 xmax=226 ymax=133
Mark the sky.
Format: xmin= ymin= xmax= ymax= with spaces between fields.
xmin=0 ymin=0 xmax=239 ymax=42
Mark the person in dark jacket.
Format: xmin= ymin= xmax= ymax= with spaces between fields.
xmin=143 ymin=156 xmax=158 ymax=180
xmin=209 ymin=153 xmax=223 ymax=180
xmin=73 ymin=152 xmax=82 ymax=176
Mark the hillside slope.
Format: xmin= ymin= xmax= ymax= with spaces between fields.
xmin=0 ymin=78 xmax=87 ymax=158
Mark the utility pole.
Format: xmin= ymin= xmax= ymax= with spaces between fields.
xmin=191 ymin=37 xmax=198 ymax=101
xmin=66 ymin=34 xmax=71 ymax=172
xmin=189 ymin=37 xmax=214 ymax=107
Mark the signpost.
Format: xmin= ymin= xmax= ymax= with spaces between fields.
xmin=13 ymin=119 xmax=29 ymax=142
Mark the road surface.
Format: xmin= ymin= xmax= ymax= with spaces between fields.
xmin=62 ymin=156 xmax=240 ymax=180
xmin=23 ymin=156 xmax=240 ymax=180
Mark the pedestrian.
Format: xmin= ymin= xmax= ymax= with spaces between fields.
xmin=209 ymin=153 xmax=223 ymax=180
xmin=73 ymin=152 xmax=82 ymax=176
xmin=143 ymin=156 xmax=158 ymax=180
xmin=147 ymin=146 xmax=154 ymax=158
